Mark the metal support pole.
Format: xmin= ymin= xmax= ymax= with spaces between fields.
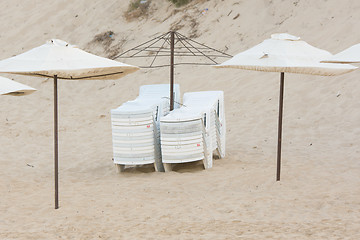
xmin=170 ymin=31 xmax=175 ymax=111
xmin=276 ymin=72 xmax=285 ymax=181
xmin=54 ymin=75 xmax=59 ymax=209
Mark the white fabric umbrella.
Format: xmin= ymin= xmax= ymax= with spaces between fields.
xmin=0 ymin=76 xmax=36 ymax=96
xmin=0 ymin=39 xmax=139 ymax=209
xmin=215 ymin=33 xmax=357 ymax=181
xmin=321 ymin=43 xmax=360 ymax=63
xmin=0 ymin=39 xmax=138 ymax=79
xmin=217 ymin=33 xmax=357 ymax=75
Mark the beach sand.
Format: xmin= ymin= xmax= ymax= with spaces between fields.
xmin=0 ymin=0 xmax=359 ymax=239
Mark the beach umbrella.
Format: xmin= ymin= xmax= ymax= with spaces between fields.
xmin=321 ymin=43 xmax=360 ymax=63
xmin=0 ymin=76 xmax=36 ymax=96
xmin=215 ymin=33 xmax=357 ymax=181
xmin=0 ymin=39 xmax=139 ymax=209
xmin=114 ymin=31 xmax=232 ymax=110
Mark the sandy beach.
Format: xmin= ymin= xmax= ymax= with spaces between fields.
xmin=1 ymin=0 xmax=360 ymax=239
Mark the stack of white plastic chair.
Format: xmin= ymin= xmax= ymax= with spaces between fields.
xmin=160 ymin=91 xmax=226 ymax=171
xmin=111 ymin=84 xmax=180 ymax=172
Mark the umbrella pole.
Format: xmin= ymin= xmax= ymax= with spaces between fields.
xmin=170 ymin=31 xmax=175 ymax=111
xmin=54 ymin=75 xmax=59 ymax=209
xmin=276 ymin=72 xmax=285 ymax=181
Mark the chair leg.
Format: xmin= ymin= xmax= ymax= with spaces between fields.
xmin=202 ymin=152 xmax=213 ymax=169
xmin=164 ymin=163 xmax=173 ymax=172
xmin=115 ymin=164 xmax=125 ymax=173
xmin=154 ymin=162 xmax=165 ymax=172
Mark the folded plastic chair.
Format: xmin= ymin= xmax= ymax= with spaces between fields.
xmin=160 ymin=91 xmax=226 ymax=171
xmin=111 ymin=84 xmax=180 ymax=172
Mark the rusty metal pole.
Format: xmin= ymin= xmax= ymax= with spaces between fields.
xmin=54 ymin=75 xmax=59 ymax=209
xmin=276 ymin=72 xmax=285 ymax=181
xmin=170 ymin=31 xmax=175 ymax=111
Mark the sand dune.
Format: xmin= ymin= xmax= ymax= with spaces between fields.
xmin=0 ymin=0 xmax=359 ymax=239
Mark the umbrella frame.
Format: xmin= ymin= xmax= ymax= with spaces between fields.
xmin=114 ymin=31 xmax=232 ymax=111
xmin=54 ymin=76 xmax=59 ymax=208
xmin=277 ymin=72 xmax=285 ymax=181
xmin=51 ymin=73 xmax=124 ymax=209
